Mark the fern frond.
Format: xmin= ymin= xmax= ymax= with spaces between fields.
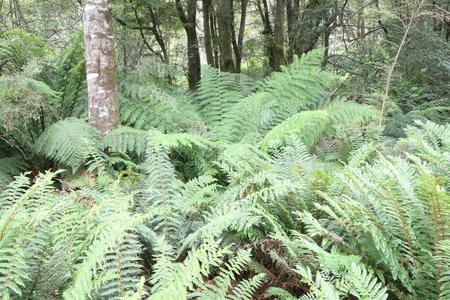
xmin=148 ymin=130 xmax=215 ymax=150
xmin=102 ymin=126 xmax=149 ymax=157
xmin=149 ymin=238 xmax=231 ymax=300
xmin=436 ymin=240 xmax=450 ymax=299
xmin=213 ymin=50 xmax=340 ymax=143
xmin=0 ymin=156 xmax=27 ymax=186
xmin=34 ymin=118 xmax=100 ymax=171
xmin=195 ymin=66 xmax=248 ymax=139
xmin=98 ymin=231 xmax=143 ymax=299
xmin=265 ymin=287 xmax=299 ymax=300
xmin=0 ymin=171 xmax=59 ymax=298
xmin=203 ymin=249 xmax=253 ymax=298
xmin=120 ymin=99 xmax=177 ymax=132
xmin=179 ymin=202 xmax=260 ymax=254
xmin=346 ymin=263 xmax=388 ymax=300
xmin=259 ymin=101 xmax=376 ymax=151
xmin=226 ymin=273 xmax=266 ymax=300
xmin=63 ymin=214 xmax=146 ymax=300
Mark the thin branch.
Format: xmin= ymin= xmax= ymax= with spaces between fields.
xmin=378 ymin=0 xmax=426 ymax=125
xmin=131 ymin=6 xmax=164 ymax=61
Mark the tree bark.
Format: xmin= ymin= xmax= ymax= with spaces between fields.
xmin=202 ymin=0 xmax=214 ymax=66
xmin=148 ymin=7 xmax=169 ymax=64
xmin=256 ymin=0 xmax=275 ymax=71
xmin=217 ymin=0 xmax=235 ymax=72
xmin=231 ymin=0 xmax=247 ymax=73
xmin=322 ymin=29 xmax=330 ymax=67
xmin=294 ymin=0 xmax=323 ymax=55
xmin=82 ymin=0 xmax=120 ymax=135
xmin=273 ymin=0 xmax=286 ymax=71
xmin=210 ymin=13 xmax=220 ymax=68
xmin=356 ymin=0 xmax=365 ymax=40
xmin=286 ymin=0 xmax=299 ymax=63
xmin=176 ymin=0 xmax=201 ymax=90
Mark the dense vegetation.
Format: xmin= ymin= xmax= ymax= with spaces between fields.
xmin=0 ymin=0 xmax=449 ymax=299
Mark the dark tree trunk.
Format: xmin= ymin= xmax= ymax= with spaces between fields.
xmin=210 ymin=13 xmax=220 ymax=68
xmin=231 ymin=0 xmax=247 ymax=73
xmin=286 ymin=0 xmax=299 ymax=63
xmin=322 ymin=29 xmax=330 ymax=67
xmin=176 ymin=0 xmax=201 ymax=90
xmin=294 ymin=0 xmax=323 ymax=55
xmin=273 ymin=0 xmax=286 ymax=71
xmin=257 ymin=0 xmax=275 ymax=71
xmin=217 ymin=0 xmax=235 ymax=72
xmin=202 ymin=0 xmax=214 ymax=66
xmin=148 ymin=7 xmax=169 ymax=64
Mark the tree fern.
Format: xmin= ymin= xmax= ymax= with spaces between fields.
xmin=102 ymin=126 xmax=149 ymax=158
xmin=204 ymin=50 xmax=340 ymax=143
xmin=260 ymin=49 xmax=340 ymax=128
xmin=0 ymin=156 xmax=27 ymax=189
xmin=120 ymin=99 xmax=178 ymax=132
xmin=195 ymin=66 xmax=251 ymax=139
xmin=34 ymin=118 xmax=100 ymax=171
xmin=120 ymin=94 xmax=205 ymax=135
xmin=102 ymin=127 xmax=215 ymax=161
xmin=259 ymin=101 xmax=376 ymax=150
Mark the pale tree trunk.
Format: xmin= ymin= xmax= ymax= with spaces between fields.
xmin=82 ymin=0 xmax=119 ymax=135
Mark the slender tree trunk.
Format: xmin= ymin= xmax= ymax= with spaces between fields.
xmin=202 ymin=0 xmax=214 ymax=66
xmin=257 ymin=0 xmax=275 ymax=71
xmin=82 ymin=0 xmax=119 ymax=135
xmin=322 ymin=29 xmax=330 ymax=67
xmin=210 ymin=14 xmax=220 ymax=68
xmin=273 ymin=0 xmax=286 ymax=71
xmin=148 ymin=7 xmax=169 ymax=64
xmin=231 ymin=0 xmax=247 ymax=73
xmin=176 ymin=0 xmax=201 ymax=90
xmin=217 ymin=0 xmax=235 ymax=72
xmin=356 ymin=0 xmax=365 ymax=39
xmin=286 ymin=0 xmax=299 ymax=62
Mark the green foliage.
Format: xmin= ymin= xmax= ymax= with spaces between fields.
xmin=259 ymin=101 xmax=376 ymax=150
xmin=34 ymin=118 xmax=100 ymax=171
xmin=259 ymin=122 xmax=449 ymax=299
xmin=436 ymin=240 xmax=450 ymax=299
xmin=0 ymin=169 xmax=265 ymax=299
xmin=0 ymin=29 xmax=51 ymax=75
xmin=149 ymin=238 xmax=264 ymax=300
xmin=0 ymin=157 xmax=27 ymax=188
xmin=0 ymin=68 xmax=59 ymax=153
xmin=194 ymin=65 xmax=254 ymax=139
xmin=0 ymin=28 xmax=449 ymax=300
xmin=55 ymin=30 xmax=87 ymax=118
xmin=120 ymin=68 xmax=205 ymax=134
xmin=195 ymin=50 xmax=342 ymax=143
